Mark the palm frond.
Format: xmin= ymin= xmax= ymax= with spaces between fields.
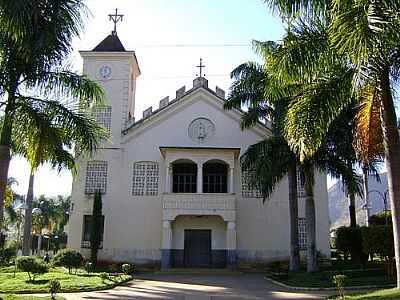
xmin=284 ymin=67 xmax=354 ymax=160
xmin=353 ymin=84 xmax=385 ymax=165
xmin=15 ymin=96 xmax=109 ymax=155
xmin=263 ymin=0 xmax=328 ymax=19
xmin=241 ymin=136 xmax=296 ymax=200
xmin=26 ymin=71 xmax=105 ymax=108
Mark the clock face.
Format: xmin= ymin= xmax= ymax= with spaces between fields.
xmin=99 ymin=65 xmax=112 ymax=80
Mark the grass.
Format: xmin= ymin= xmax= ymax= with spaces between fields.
xmin=0 ymin=266 xmax=132 ymax=294
xmin=329 ymin=288 xmax=400 ymax=299
xmin=1 ymin=296 xmax=64 ymax=300
xmin=269 ymin=262 xmax=395 ymax=288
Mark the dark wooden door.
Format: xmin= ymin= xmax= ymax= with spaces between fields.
xmin=184 ymin=229 xmax=211 ymax=268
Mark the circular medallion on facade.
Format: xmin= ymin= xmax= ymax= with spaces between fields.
xmin=188 ymin=118 xmax=215 ymax=143
xmin=99 ymin=65 xmax=112 ymax=80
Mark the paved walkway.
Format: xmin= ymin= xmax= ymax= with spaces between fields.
xmin=56 ymin=274 xmax=332 ymax=300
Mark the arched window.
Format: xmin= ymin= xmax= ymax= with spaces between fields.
xmin=172 ymin=162 xmax=197 ymax=193
xmin=203 ymin=161 xmax=227 ymax=193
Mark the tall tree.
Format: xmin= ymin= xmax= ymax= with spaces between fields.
xmin=10 ymin=103 xmax=106 ymax=255
xmin=225 ymin=62 xmax=360 ymax=272
xmin=90 ymin=190 xmax=103 ymax=267
xmin=0 ymin=0 xmax=104 ymax=234
xmin=224 ymin=62 xmax=301 ymax=271
xmin=263 ymin=0 xmax=400 ymax=286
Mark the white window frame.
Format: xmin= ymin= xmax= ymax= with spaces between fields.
xmin=85 ymin=161 xmax=108 ymax=194
xmin=132 ymin=162 xmax=159 ymax=196
xmin=93 ymin=105 xmax=112 ymax=133
xmin=241 ymin=169 xmax=262 ymax=198
xmin=297 ymin=169 xmax=306 ymax=198
xmin=298 ymin=217 xmax=307 ymax=250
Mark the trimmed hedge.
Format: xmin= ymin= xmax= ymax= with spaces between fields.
xmin=52 ymin=249 xmax=83 ymax=274
xmin=16 ymin=256 xmax=48 ymax=281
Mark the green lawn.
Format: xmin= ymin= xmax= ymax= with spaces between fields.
xmin=1 ymin=296 xmax=64 ymax=300
xmin=279 ymin=271 xmax=394 ymax=288
xmin=0 ymin=266 xmax=131 ymax=294
xmin=329 ymin=288 xmax=400 ymax=299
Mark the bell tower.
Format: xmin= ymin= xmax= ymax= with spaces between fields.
xmin=79 ymin=9 xmax=140 ymax=144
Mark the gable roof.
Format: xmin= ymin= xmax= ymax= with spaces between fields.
xmin=93 ymin=34 xmax=126 ymax=52
xmin=122 ymin=80 xmax=272 ymax=139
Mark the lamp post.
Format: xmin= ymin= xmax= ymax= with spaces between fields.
xmin=368 ymin=189 xmax=389 ymax=226
xmin=15 ymin=202 xmax=27 ymax=249
xmin=32 ymin=207 xmax=42 ymax=255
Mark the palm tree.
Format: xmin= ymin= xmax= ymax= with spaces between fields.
xmin=0 ymin=0 xmax=104 ymax=233
xmin=10 ymin=104 xmax=106 ymax=255
xmin=224 ymin=62 xmax=301 ymax=271
xmin=262 ymin=0 xmax=400 ymax=284
xmin=225 ymin=62 xmax=360 ymax=272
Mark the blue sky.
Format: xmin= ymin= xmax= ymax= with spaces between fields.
xmin=9 ymin=0 xmax=286 ymax=197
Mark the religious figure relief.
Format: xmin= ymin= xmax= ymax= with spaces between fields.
xmin=188 ymin=118 xmax=215 ymax=143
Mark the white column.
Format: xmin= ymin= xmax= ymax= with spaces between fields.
xmin=161 ymin=220 xmax=172 ymax=249
xmin=226 ymin=221 xmax=237 ymax=268
xmin=161 ymin=220 xmax=172 ymax=268
xmin=197 ymin=164 xmax=203 ymax=193
xmin=165 ymin=164 xmax=172 ymax=193
xmin=227 ymin=221 xmax=237 ymax=249
xmin=229 ymin=166 xmax=234 ymax=194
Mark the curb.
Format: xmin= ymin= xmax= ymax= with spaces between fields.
xmin=264 ymin=276 xmax=395 ymax=291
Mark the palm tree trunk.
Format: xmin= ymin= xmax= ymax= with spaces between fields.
xmin=288 ymin=164 xmax=300 ymax=271
xmin=304 ymin=164 xmax=317 ymax=272
xmin=362 ymin=167 xmax=370 ymax=226
xmin=22 ymin=172 xmax=35 ymax=256
xmin=0 ymin=88 xmax=17 ymax=236
xmin=349 ymin=192 xmax=357 ymax=227
xmin=379 ymin=67 xmax=400 ymax=288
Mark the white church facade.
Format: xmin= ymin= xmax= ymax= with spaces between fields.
xmin=67 ymin=31 xmax=331 ymax=269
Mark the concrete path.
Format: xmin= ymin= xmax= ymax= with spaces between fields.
xmin=56 ymin=274 xmax=332 ymax=300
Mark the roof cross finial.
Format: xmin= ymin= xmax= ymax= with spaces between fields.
xmin=196 ymin=58 xmax=206 ymax=78
xmin=109 ymin=8 xmax=124 ymax=35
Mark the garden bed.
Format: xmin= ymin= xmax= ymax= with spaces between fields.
xmin=267 ymin=264 xmax=395 ymax=288
xmin=0 ymin=266 xmax=132 ymax=294
xmin=329 ymin=288 xmax=400 ymax=299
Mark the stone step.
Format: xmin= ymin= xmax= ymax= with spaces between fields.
xmin=155 ymin=268 xmax=242 ymax=275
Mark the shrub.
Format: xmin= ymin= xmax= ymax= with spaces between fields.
xmin=100 ymin=272 xmax=109 ymax=282
xmin=49 ymin=279 xmax=61 ymax=300
xmin=122 ymin=263 xmax=134 ymax=275
xmin=369 ymin=212 xmax=392 ymax=226
xmin=0 ymin=246 xmax=17 ymax=265
xmin=332 ymin=274 xmax=347 ymax=299
xmin=109 ymin=263 xmax=119 ymax=274
xmin=16 ymin=256 xmax=49 ymax=281
xmin=52 ymin=249 xmax=83 ymax=274
xmin=335 ymin=226 xmax=363 ymax=262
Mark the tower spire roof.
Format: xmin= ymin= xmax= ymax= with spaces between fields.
xmin=92 ymin=8 xmax=126 ymax=52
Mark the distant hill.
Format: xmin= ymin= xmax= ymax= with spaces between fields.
xmin=328 ymin=173 xmax=390 ymax=229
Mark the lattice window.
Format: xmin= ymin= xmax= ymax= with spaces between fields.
xmin=241 ymin=169 xmax=262 ymax=198
xmin=298 ymin=217 xmax=307 ymax=250
xmin=93 ymin=106 xmax=112 ymax=132
xmin=85 ymin=161 xmax=108 ymax=194
xmin=297 ymin=169 xmax=306 ymax=198
xmin=132 ymin=162 xmax=159 ymax=196
xmin=81 ymin=215 xmax=104 ymax=249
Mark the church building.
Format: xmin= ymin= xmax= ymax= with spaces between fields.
xmin=68 ymin=21 xmax=330 ymax=269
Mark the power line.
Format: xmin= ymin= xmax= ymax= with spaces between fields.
xmin=133 ymin=43 xmax=251 ymax=48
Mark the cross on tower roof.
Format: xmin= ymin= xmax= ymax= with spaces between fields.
xmin=109 ymin=8 xmax=124 ymax=35
xmin=196 ymin=58 xmax=206 ymax=78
